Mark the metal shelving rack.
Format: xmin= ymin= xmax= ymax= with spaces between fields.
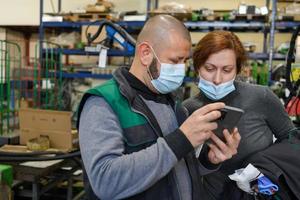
xmin=39 ymin=0 xmax=159 ymax=79
xmin=39 ymin=0 xmax=154 ymax=58
xmin=39 ymin=0 xmax=298 ymax=80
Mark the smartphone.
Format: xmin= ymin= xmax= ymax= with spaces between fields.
xmin=214 ymin=105 xmax=244 ymax=141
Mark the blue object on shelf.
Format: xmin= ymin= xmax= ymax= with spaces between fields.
xmin=106 ymin=26 xmax=135 ymax=53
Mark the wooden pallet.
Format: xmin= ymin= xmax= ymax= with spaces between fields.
xmin=148 ymin=12 xmax=192 ymax=21
xmin=64 ymin=13 xmax=113 ymax=22
xmin=233 ymin=14 xmax=268 ymax=22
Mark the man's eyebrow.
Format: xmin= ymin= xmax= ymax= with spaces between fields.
xmin=177 ymin=56 xmax=186 ymax=60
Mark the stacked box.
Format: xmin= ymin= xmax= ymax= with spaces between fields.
xmin=19 ymin=109 xmax=78 ymax=152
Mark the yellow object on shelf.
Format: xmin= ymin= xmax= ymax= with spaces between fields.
xmin=291 ymin=63 xmax=300 ymax=82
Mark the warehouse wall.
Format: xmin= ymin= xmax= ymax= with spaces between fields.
xmin=0 ymin=0 xmax=39 ymax=25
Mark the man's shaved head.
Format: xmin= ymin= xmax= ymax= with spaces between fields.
xmin=136 ymin=15 xmax=191 ymax=52
xmin=130 ymin=15 xmax=191 ymax=92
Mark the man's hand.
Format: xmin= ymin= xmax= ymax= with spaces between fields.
xmin=180 ymin=102 xmax=225 ymax=148
xmin=207 ymin=128 xmax=241 ymax=164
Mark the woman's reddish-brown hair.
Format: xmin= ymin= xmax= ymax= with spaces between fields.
xmin=193 ymin=30 xmax=247 ymax=74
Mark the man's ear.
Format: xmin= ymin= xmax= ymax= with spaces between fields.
xmin=137 ymin=42 xmax=153 ymax=67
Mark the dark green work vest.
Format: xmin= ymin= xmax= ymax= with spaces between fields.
xmin=77 ymin=79 xmax=177 ymax=200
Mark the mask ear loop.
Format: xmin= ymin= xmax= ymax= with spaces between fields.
xmin=137 ymin=42 xmax=156 ymax=81
xmin=147 ymin=66 xmax=154 ymax=80
xmin=145 ymin=42 xmax=160 ymax=81
xmin=147 ymin=43 xmax=162 ymax=64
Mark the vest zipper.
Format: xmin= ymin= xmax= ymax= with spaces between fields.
xmin=131 ymin=107 xmax=162 ymax=137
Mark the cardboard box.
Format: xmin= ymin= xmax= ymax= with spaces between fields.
xmin=19 ymin=108 xmax=78 ymax=151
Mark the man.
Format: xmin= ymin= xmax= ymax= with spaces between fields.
xmin=78 ymin=15 xmax=241 ymax=200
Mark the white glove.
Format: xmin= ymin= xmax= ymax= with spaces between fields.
xmin=228 ymin=163 xmax=263 ymax=194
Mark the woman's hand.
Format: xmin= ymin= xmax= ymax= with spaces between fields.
xmin=207 ymin=128 xmax=241 ymax=164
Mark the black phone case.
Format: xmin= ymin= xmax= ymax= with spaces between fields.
xmin=214 ymin=106 xmax=244 ymax=141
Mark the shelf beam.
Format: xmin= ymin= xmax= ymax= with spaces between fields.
xmin=184 ymin=21 xmax=265 ymax=29
xmin=268 ymin=0 xmax=277 ymax=85
xmin=42 ymin=49 xmax=134 ymax=57
xmin=42 ymin=49 xmax=286 ymax=60
xmin=42 ymin=21 xmax=300 ymax=31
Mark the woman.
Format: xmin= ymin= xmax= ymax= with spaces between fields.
xmin=183 ymin=30 xmax=300 ymax=200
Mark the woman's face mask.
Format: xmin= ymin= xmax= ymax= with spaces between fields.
xmin=197 ymin=49 xmax=237 ymax=100
xmin=198 ymin=76 xmax=235 ymax=100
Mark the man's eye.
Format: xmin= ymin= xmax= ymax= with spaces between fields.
xmin=169 ymin=59 xmax=177 ymax=64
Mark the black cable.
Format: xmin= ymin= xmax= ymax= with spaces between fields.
xmin=85 ymin=19 xmax=136 ymax=47
xmin=85 ymin=20 xmax=106 ymax=46
xmin=286 ymin=25 xmax=300 ymax=96
xmin=71 ymin=156 xmax=83 ymax=167
xmin=0 ymin=150 xmax=65 ymax=157
xmin=294 ymin=88 xmax=300 ymax=124
xmin=0 ymin=150 xmax=81 ymax=162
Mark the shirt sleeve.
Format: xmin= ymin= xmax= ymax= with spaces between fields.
xmin=79 ymin=96 xmax=178 ymax=199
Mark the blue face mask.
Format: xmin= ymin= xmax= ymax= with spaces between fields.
xmin=198 ymin=76 xmax=235 ymax=100
xmin=149 ymin=46 xmax=185 ymax=94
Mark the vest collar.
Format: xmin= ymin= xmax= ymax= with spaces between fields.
xmin=113 ymin=67 xmax=173 ymax=105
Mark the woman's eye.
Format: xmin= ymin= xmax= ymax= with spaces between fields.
xmin=205 ymin=67 xmax=214 ymax=72
xmin=223 ymin=69 xmax=233 ymax=73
